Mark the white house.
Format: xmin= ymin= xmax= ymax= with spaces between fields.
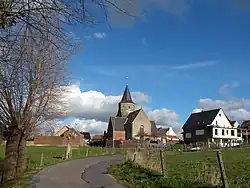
xmin=182 ymin=108 xmax=242 ymax=147
xmin=156 ymin=127 xmax=180 ymax=143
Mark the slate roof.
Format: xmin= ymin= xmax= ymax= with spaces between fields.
xmin=110 ymin=117 xmax=127 ymax=131
xmin=125 ymin=109 xmax=141 ymax=125
xmin=230 ymin=120 xmax=236 ymax=125
xmin=120 ymin=85 xmax=134 ymax=103
xmin=92 ymin=134 xmax=104 ymax=140
xmin=150 ymin=121 xmax=157 ymax=133
xmin=242 ymin=120 xmax=250 ymax=129
xmin=182 ymin=109 xmax=221 ymax=129
xmin=80 ymin=132 xmax=91 ymax=139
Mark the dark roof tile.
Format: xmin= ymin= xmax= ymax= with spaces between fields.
xmin=125 ymin=109 xmax=141 ymax=125
xmin=111 ymin=117 xmax=127 ymax=131
xmin=183 ymin=109 xmax=220 ymax=129
xmin=120 ymin=85 xmax=134 ymax=103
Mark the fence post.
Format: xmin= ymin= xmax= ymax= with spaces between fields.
xmin=132 ymin=152 xmax=137 ymax=162
xmin=40 ymin=152 xmax=44 ymax=167
xmin=160 ymin=150 xmax=165 ymax=177
xmin=216 ymin=150 xmax=229 ymax=188
xmin=86 ymin=149 xmax=88 ymax=157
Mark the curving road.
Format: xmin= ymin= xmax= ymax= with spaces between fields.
xmin=29 ymin=155 xmax=124 ymax=188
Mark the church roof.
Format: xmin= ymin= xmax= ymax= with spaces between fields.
xmin=150 ymin=121 xmax=157 ymax=133
xmin=125 ymin=109 xmax=141 ymax=125
xmin=120 ymin=85 xmax=134 ymax=103
xmin=110 ymin=117 xmax=127 ymax=131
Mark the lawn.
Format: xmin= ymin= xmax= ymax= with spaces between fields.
xmin=111 ymin=148 xmax=250 ymax=188
xmin=0 ymin=145 xmax=125 ymax=188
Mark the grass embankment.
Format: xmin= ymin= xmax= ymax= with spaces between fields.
xmin=0 ymin=146 xmax=124 ymax=188
xmin=111 ymin=161 xmax=216 ymax=188
xmin=111 ymin=148 xmax=250 ymax=188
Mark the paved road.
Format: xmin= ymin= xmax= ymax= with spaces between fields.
xmin=29 ymin=155 xmax=125 ymax=188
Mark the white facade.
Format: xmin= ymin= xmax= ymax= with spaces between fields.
xmin=210 ymin=109 xmax=242 ymax=147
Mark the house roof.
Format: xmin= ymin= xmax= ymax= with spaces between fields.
xmin=182 ymin=109 xmax=221 ymax=129
xmin=120 ymin=85 xmax=134 ymax=104
xmin=125 ymin=109 xmax=141 ymax=125
xmin=80 ymin=132 xmax=91 ymax=139
xmin=230 ymin=120 xmax=236 ymax=126
xmin=92 ymin=134 xmax=104 ymax=140
xmin=242 ymin=120 xmax=250 ymax=128
xmin=110 ymin=117 xmax=127 ymax=131
xmin=55 ymin=126 xmax=69 ymax=136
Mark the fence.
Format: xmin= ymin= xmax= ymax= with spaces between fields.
xmin=125 ymin=147 xmax=250 ymax=188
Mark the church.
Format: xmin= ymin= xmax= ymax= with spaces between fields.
xmin=105 ymin=85 xmax=158 ymax=146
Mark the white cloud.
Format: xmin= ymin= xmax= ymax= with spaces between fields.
xmin=147 ymin=108 xmax=182 ymax=134
xmin=218 ymin=81 xmax=239 ymax=94
xmin=56 ymin=83 xmax=181 ymax=135
xmin=106 ymin=0 xmax=192 ymax=27
xmin=195 ymin=98 xmax=250 ymax=122
xmin=170 ymin=61 xmax=217 ymax=70
xmin=93 ymin=32 xmax=107 ymax=39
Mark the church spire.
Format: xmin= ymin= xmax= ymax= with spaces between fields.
xmin=120 ymin=85 xmax=134 ymax=103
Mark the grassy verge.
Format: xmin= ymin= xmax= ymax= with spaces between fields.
xmin=124 ymin=148 xmax=250 ymax=188
xmin=110 ymin=161 xmax=217 ymax=188
xmin=0 ymin=146 xmax=125 ymax=188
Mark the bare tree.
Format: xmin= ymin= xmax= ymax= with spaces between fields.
xmin=0 ymin=0 xmax=133 ymax=182
xmin=0 ymin=35 xmax=71 ymax=181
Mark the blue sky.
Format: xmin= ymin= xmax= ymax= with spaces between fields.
xmin=64 ymin=0 xmax=250 ymax=129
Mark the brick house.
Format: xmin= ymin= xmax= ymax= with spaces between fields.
xmin=34 ymin=126 xmax=85 ymax=147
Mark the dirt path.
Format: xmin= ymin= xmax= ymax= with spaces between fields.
xmin=29 ymin=155 xmax=124 ymax=188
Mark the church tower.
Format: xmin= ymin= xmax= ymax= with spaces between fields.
xmin=116 ymin=85 xmax=135 ymax=117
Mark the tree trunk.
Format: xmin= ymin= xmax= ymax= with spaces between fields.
xmin=16 ymin=136 xmax=27 ymax=176
xmin=3 ymin=133 xmax=21 ymax=181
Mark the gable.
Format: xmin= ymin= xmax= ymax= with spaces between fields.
xmin=182 ymin=109 xmax=220 ymax=129
xmin=55 ymin=126 xmax=69 ymax=136
xmin=133 ymin=109 xmax=150 ymax=124
xmin=211 ymin=109 xmax=233 ymax=128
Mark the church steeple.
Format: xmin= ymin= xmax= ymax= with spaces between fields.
xmin=120 ymin=85 xmax=134 ymax=103
xmin=116 ymin=85 xmax=135 ymax=117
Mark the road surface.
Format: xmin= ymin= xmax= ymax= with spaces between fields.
xmin=29 ymin=155 xmax=125 ymax=188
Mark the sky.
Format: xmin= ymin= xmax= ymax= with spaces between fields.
xmin=45 ymin=0 xmax=250 ymax=136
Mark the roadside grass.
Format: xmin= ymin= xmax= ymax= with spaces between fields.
xmin=111 ymin=161 xmax=217 ymax=188
xmin=112 ymin=148 xmax=250 ymax=188
xmin=0 ymin=146 xmax=125 ymax=188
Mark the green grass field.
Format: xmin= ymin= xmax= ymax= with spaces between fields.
xmin=112 ymin=148 xmax=250 ymax=188
xmin=0 ymin=145 xmax=125 ymax=188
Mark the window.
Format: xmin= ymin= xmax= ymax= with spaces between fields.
xmin=216 ymin=121 xmax=218 ymax=125
xmin=185 ymin=133 xmax=191 ymax=138
xmin=215 ymin=129 xmax=218 ymax=135
xmin=226 ymin=130 xmax=228 ymax=135
xmin=231 ymin=130 xmax=235 ymax=136
xmin=237 ymin=129 xmax=241 ymax=137
xmin=196 ymin=129 xmax=204 ymax=135
xmin=222 ymin=129 xmax=225 ymax=135
xmin=219 ymin=113 xmax=221 ymax=116
xmin=128 ymin=106 xmax=130 ymax=109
